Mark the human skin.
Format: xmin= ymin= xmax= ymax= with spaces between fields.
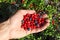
xmin=0 ymin=10 xmax=50 ymax=40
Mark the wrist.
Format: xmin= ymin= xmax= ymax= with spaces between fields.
xmin=0 ymin=19 xmax=10 ymax=40
xmin=0 ymin=25 xmax=10 ymax=40
xmin=0 ymin=19 xmax=10 ymax=30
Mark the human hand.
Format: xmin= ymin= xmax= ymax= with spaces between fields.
xmin=0 ymin=10 xmax=50 ymax=40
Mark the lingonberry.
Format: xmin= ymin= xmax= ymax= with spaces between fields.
xmin=21 ymin=13 xmax=46 ymax=31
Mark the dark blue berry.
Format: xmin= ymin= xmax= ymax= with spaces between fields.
xmin=36 ymin=24 xmax=40 ymax=27
xmin=27 ymin=28 xmax=30 ymax=31
xmin=21 ymin=20 xmax=24 ymax=24
xmin=43 ymin=12 xmax=46 ymax=14
xmin=34 ymin=20 xmax=38 ymax=23
xmin=39 ymin=12 xmax=42 ymax=14
xmin=39 ymin=16 xmax=42 ymax=18
xmin=30 ymin=17 xmax=32 ymax=21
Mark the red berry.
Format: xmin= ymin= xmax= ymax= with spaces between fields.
xmin=38 ymin=18 xmax=41 ymax=24
xmin=52 ymin=20 xmax=55 ymax=25
xmin=21 ymin=13 xmax=46 ymax=31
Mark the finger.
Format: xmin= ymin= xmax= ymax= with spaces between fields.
xmin=37 ymin=22 xmax=50 ymax=33
xmin=42 ymin=14 xmax=48 ymax=18
xmin=10 ymin=10 xmax=35 ymax=21
xmin=31 ymin=15 xmax=50 ymax=33
xmin=26 ymin=10 xmax=36 ymax=14
xmin=31 ymin=22 xmax=50 ymax=33
xmin=45 ymin=19 xmax=50 ymax=23
xmin=31 ymin=29 xmax=37 ymax=33
xmin=15 ymin=10 xmax=36 ymax=16
xmin=10 ymin=10 xmax=36 ymax=19
xmin=23 ymin=29 xmax=37 ymax=34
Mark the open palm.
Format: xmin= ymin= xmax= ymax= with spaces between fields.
xmin=0 ymin=10 xmax=50 ymax=40
xmin=9 ymin=10 xmax=50 ymax=39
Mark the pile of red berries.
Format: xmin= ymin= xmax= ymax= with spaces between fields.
xmin=21 ymin=13 xmax=46 ymax=31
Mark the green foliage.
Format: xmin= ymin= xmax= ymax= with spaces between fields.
xmin=0 ymin=0 xmax=60 ymax=40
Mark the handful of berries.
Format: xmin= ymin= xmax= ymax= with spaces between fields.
xmin=21 ymin=13 xmax=47 ymax=31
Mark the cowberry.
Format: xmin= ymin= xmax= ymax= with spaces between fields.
xmin=21 ymin=13 xmax=46 ymax=31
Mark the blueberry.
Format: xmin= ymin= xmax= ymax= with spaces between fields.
xmin=39 ymin=16 xmax=42 ymax=18
xmin=27 ymin=28 xmax=30 ymax=31
xmin=34 ymin=20 xmax=39 ymax=27
xmin=30 ymin=17 xmax=32 ymax=21
xmin=34 ymin=20 xmax=38 ymax=24
xmin=36 ymin=24 xmax=40 ymax=27
xmin=38 ymin=13 xmax=42 ymax=18
xmin=39 ymin=12 xmax=42 ymax=14
xmin=43 ymin=12 xmax=46 ymax=14
xmin=21 ymin=20 xmax=24 ymax=24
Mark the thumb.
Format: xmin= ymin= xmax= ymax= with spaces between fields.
xmin=10 ymin=10 xmax=36 ymax=19
xmin=9 ymin=10 xmax=36 ymax=24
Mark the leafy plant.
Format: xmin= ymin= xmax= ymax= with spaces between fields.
xmin=0 ymin=0 xmax=60 ymax=40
